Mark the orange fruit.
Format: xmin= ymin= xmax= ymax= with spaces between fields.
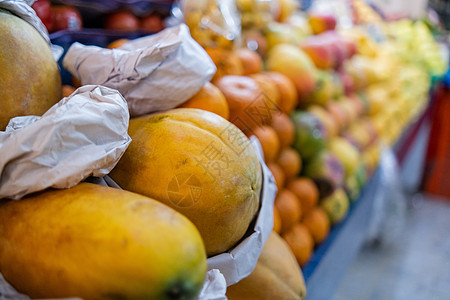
xmin=236 ymin=48 xmax=263 ymax=75
xmin=271 ymin=112 xmax=295 ymax=148
xmin=215 ymin=75 xmax=268 ymax=135
xmin=267 ymin=162 xmax=285 ymax=191
xmin=273 ymin=206 xmax=282 ymax=234
xmin=253 ymin=126 xmax=280 ymax=163
xmin=179 ymin=82 xmax=230 ymax=120
xmin=205 ymin=48 xmax=243 ymax=82
xmin=282 ymin=223 xmax=314 ymax=266
xmin=264 ymin=71 xmax=298 ymax=114
xmin=302 ymin=207 xmax=330 ymax=244
xmin=62 ymin=85 xmax=76 ymax=98
xmin=277 ymin=148 xmax=302 ymax=181
xmin=250 ymin=73 xmax=280 ymax=112
xmin=106 ymin=38 xmax=129 ymax=49
xmin=286 ymin=177 xmax=319 ymax=216
xmin=274 ymin=190 xmax=302 ymax=234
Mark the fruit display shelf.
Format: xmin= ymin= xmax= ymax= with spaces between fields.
xmin=302 ymin=97 xmax=434 ymax=300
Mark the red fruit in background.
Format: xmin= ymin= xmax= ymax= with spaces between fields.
xmin=31 ymin=0 xmax=54 ymax=32
xmin=105 ymin=11 xmax=139 ymax=31
xmin=52 ymin=6 xmax=83 ymax=32
xmin=140 ymin=14 xmax=164 ymax=32
xmin=338 ymin=69 xmax=354 ymax=95
xmin=300 ymin=38 xmax=335 ymax=70
xmin=308 ymin=13 xmax=337 ymax=35
xmin=342 ymin=37 xmax=357 ymax=58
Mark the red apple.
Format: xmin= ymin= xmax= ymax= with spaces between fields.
xmin=52 ymin=6 xmax=83 ymax=32
xmin=140 ymin=14 xmax=164 ymax=32
xmin=31 ymin=0 xmax=54 ymax=32
xmin=104 ymin=11 xmax=139 ymax=31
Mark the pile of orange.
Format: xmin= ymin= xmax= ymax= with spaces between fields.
xmin=202 ymin=47 xmax=333 ymax=268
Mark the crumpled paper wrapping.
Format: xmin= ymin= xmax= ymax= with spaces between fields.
xmin=63 ymin=24 xmax=217 ymax=117
xmin=0 ymin=85 xmax=131 ymax=200
xmin=0 ymin=0 xmax=49 ymax=44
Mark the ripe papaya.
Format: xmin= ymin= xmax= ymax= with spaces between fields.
xmin=226 ymin=232 xmax=307 ymax=300
xmin=0 ymin=9 xmax=61 ymax=130
xmin=0 ymin=183 xmax=206 ymax=300
xmin=110 ymin=108 xmax=262 ymax=256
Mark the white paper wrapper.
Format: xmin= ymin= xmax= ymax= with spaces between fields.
xmin=0 ymin=0 xmax=50 ymax=44
xmin=198 ymin=269 xmax=227 ymax=300
xmin=206 ymin=136 xmax=277 ymax=286
xmin=0 ymin=85 xmax=131 ymax=200
xmin=62 ymin=24 xmax=217 ymax=117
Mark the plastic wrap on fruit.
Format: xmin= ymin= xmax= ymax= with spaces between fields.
xmin=0 ymin=85 xmax=131 ymax=200
xmin=173 ymin=0 xmax=241 ymax=49
xmin=63 ymin=24 xmax=216 ymax=117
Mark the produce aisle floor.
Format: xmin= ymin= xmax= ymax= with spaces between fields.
xmin=332 ymin=193 xmax=450 ymax=300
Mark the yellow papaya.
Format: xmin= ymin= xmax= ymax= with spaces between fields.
xmin=0 ymin=9 xmax=61 ymax=130
xmin=0 ymin=183 xmax=206 ymax=300
xmin=110 ymin=108 xmax=262 ymax=256
xmin=226 ymin=232 xmax=307 ymax=300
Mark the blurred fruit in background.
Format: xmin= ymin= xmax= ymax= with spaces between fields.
xmin=303 ymin=151 xmax=345 ymax=199
xmin=104 ymin=11 xmax=139 ymax=31
xmin=264 ymin=71 xmax=298 ymax=114
xmin=140 ymin=13 xmax=165 ymax=32
xmin=287 ymin=177 xmax=319 ymax=216
xmin=31 ymin=0 xmax=53 ymax=32
xmin=215 ymin=75 xmax=266 ymax=134
xmin=267 ymin=44 xmax=318 ymax=100
xmin=206 ymin=48 xmax=243 ymax=82
xmin=271 ymin=113 xmax=295 ymax=149
xmin=178 ymin=82 xmax=230 ymax=120
xmin=302 ymin=207 xmax=330 ymax=244
xmin=320 ymin=188 xmax=350 ymax=225
xmin=253 ymin=126 xmax=281 ymax=162
xmin=308 ymin=12 xmax=337 ymax=34
xmin=52 ymin=6 xmax=83 ymax=32
xmin=278 ymin=148 xmax=303 ymax=181
xmin=275 ymin=189 xmax=302 ymax=234
xmin=282 ymin=223 xmax=314 ymax=266
xmin=236 ymin=48 xmax=263 ymax=75
xmin=291 ymin=111 xmax=328 ymax=161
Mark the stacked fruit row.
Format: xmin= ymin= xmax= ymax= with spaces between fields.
xmin=180 ymin=0 xmax=446 ymax=274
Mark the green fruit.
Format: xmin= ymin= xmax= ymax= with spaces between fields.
xmin=291 ymin=111 xmax=327 ymax=161
xmin=320 ymin=188 xmax=349 ymax=225
xmin=0 ymin=9 xmax=62 ymax=130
